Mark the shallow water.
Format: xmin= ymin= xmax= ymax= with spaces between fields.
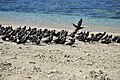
xmin=0 ymin=0 xmax=120 ymax=28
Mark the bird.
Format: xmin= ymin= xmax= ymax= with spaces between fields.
xmin=26 ymin=27 xmax=31 ymax=31
xmin=17 ymin=35 xmax=28 ymax=44
xmin=72 ymin=19 xmax=84 ymax=30
xmin=43 ymin=34 xmax=53 ymax=44
xmin=101 ymin=34 xmax=108 ymax=40
xmin=54 ymin=36 xmax=61 ymax=44
xmin=30 ymin=35 xmax=38 ymax=43
xmin=2 ymin=36 xmax=6 ymax=41
xmin=112 ymin=36 xmax=118 ymax=42
xmin=35 ymin=39 xmax=40 ymax=45
xmin=116 ymin=37 xmax=120 ymax=43
xmin=58 ymin=37 xmax=66 ymax=44
xmin=8 ymin=35 xmax=13 ymax=41
xmin=101 ymin=35 xmax=112 ymax=44
xmin=69 ymin=32 xmax=75 ymax=38
xmin=11 ymin=36 xmax=17 ymax=42
xmin=43 ymin=30 xmax=50 ymax=37
xmin=69 ymin=29 xmax=77 ymax=38
xmin=66 ymin=38 xmax=75 ymax=46
xmin=101 ymin=39 xmax=111 ymax=44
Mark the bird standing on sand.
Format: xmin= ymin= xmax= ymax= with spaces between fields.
xmin=112 ymin=36 xmax=118 ymax=42
xmin=2 ymin=36 xmax=6 ymax=41
xmin=116 ymin=36 xmax=120 ymax=43
xmin=43 ymin=34 xmax=53 ymax=44
xmin=66 ymin=38 xmax=75 ymax=46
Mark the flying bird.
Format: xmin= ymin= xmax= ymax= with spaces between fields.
xmin=72 ymin=19 xmax=84 ymax=30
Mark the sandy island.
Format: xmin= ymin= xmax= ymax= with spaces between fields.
xmin=0 ymin=23 xmax=120 ymax=80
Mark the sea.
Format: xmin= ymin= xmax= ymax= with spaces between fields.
xmin=0 ymin=0 xmax=120 ymax=29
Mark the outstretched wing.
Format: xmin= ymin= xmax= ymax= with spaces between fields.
xmin=79 ymin=27 xmax=84 ymax=29
xmin=72 ymin=23 xmax=78 ymax=29
xmin=78 ymin=19 xmax=83 ymax=28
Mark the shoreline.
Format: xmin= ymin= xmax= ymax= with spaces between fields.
xmin=1 ymin=22 xmax=120 ymax=34
xmin=0 ymin=11 xmax=120 ymax=32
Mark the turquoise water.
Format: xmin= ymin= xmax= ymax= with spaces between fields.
xmin=0 ymin=0 xmax=120 ymax=28
xmin=0 ymin=11 xmax=120 ymax=28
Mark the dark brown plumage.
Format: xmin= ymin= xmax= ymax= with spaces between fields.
xmin=72 ymin=19 xmax=84 ymax=30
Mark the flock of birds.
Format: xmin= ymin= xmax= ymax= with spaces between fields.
xmin=0 ymin=19 xmax=120 ymax=46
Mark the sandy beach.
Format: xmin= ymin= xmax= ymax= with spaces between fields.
xmin=0 ymin=23 xmax=120 ymax=80
xmin=0 ymin=0 xmax=120 ymax=79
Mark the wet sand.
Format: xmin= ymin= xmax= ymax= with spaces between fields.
xmin=0 ymin=24 xmax=120 ymax=80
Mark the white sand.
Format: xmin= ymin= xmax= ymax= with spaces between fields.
xmin=0 ymin=24 xmax=120 ymax=80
